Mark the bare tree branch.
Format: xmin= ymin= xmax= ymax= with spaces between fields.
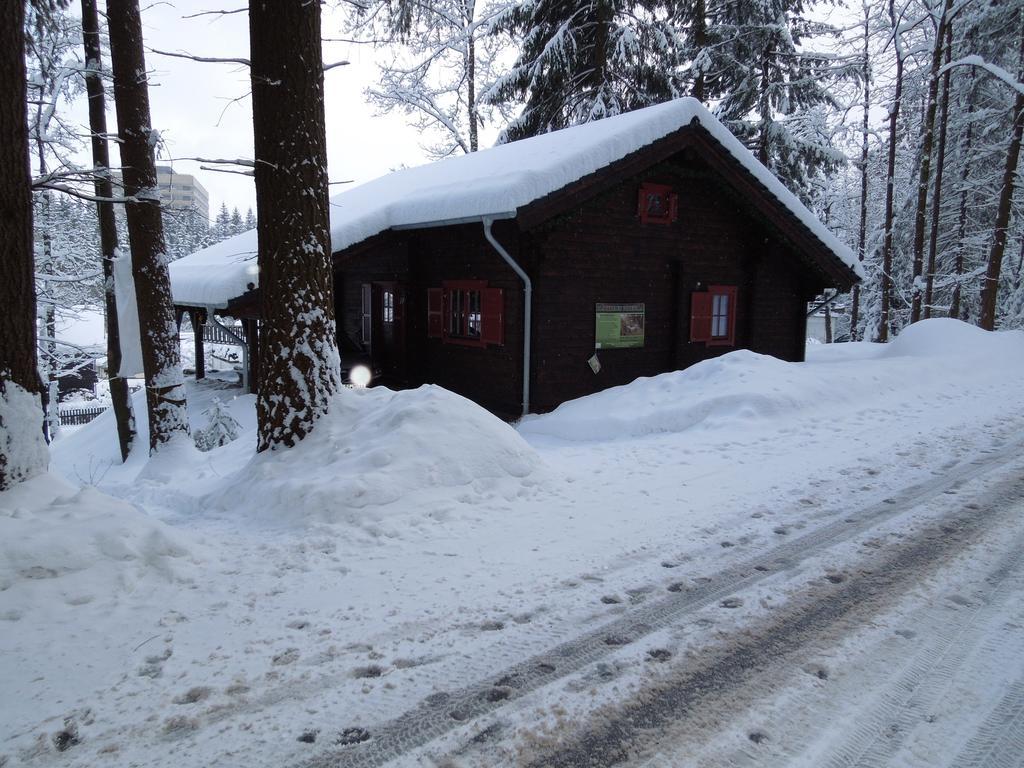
xmin=150 ymin=47 xmax=250 ymax=66
xmin=200 ymin=165 xmax=254 ymax=177
xmin=182 ymin=7 xmax=246 ymax=19
xmin=171 ymin=156 xmax=255 ymax=167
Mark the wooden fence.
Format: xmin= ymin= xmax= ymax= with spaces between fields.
xmin=59 ymin=405 xmax=108 ymax=426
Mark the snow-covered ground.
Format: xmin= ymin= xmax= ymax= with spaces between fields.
xmin=2 ymin=319 xmax=1023 ymax=767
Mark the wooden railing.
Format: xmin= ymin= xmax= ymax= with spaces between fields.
xmin=59 ymin=405 xmax=108 ymax=426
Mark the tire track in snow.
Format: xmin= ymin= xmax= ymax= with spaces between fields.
xmin=521 ymin=473 xmax=1024 ymax=768
xmin=299 ymin=443 xmax=1024 ymax=768
xmin=954 ymin=679 xmax=1024 ymax=768
xmin=818 ymin=547 xmax=1024 ymax=768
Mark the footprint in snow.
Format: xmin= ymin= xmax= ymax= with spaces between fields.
xmin=351 ymin=664 xmax=385 ymax=679
xmin=272 ymin=648 xmax=300 ymax=666
xmin=173 ymin=686 xmax=212 ymax=705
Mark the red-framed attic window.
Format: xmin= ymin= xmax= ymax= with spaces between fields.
xmin=638 ymin=182 xmax=678 ymax=225
xmin=690 ymin=284 xmax=737 ymax=347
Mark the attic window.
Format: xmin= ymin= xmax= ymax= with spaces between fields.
xmin=638 ymin=182 xmax=678 ymax=225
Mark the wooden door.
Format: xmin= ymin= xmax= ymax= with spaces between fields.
xmin=372 ymin=282 xmax=406 ymax=381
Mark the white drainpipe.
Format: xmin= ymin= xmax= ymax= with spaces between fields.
xmin=482 ymin=217 xmax=532 ymax=417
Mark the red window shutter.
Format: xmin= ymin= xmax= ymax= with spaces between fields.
xmin=427 ymin=287 xmax=443 ymax=338
xmin=690 ymin=291 xmax=712 ymax=343
xmin=480 ymin=287 xmax=504 ymax=346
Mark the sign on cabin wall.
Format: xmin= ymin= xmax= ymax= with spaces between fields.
xmin=595 ymin=303 xmax=645 ymax=349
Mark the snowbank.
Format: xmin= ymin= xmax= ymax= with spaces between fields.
xmin=520 ymin=320 xmax=1024 ymax=443
xmin=519 ymin=351 xmax=820 ymax=443
xmin=0 ymin=474 xmax=199 ymax=619
xmin=882 ymin=316 xmax=1024 ymax=358
xmin=207 ymin=385 xmax=544 ymax=532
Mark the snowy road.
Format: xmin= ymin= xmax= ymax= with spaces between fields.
xmin=9 ymin=322 xmax=1024 ymax=768
xmin=304 ymin=438 xmax=1024 ymax=767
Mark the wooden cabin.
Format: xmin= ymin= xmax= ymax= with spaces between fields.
xmin=170 ymin=99 xmax=860 ymax=418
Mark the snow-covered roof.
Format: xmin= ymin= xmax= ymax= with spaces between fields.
xmin=170 ymin=98 xmax=861 ymax=308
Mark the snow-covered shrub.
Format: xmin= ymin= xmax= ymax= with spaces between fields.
xmin=194 ymin=398 xmax=241 ymax=452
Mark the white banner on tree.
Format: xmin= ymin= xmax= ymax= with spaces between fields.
xmin=112 ymin=250 xmax=144 ymax=378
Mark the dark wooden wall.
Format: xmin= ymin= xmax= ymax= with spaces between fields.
xmin=335 ymin=221 xmax=526 ymax=416
xmin=527 ymin=153 xmax=817 ymax=413
xmin=334 ymin=151 xmax=822 ymax=418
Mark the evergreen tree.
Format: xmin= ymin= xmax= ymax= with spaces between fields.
xmin=706 ymin=0 xmax=857 ymax=200
xmin=1 ymin=0 xmax=48 ymax=490
xmin=229 ymin=206 xmax=243 ymax=235
xmin=194 ymin=398 xmax=241 ymax=452
xmin=244 ymin=207 xmax=256 ymax=230
xmin=484 ymin=0 xmax=683 ymax=142
xmin=213 ymin=201 xmax=230 ymax=241
xmin=108 ymin=0 xmax=190 ymax=453
xmin=250 ymin=0 xmax=342 ymax=450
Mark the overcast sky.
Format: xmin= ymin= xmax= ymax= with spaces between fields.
xmin=90 ymin=0 xmax=490 ymax=219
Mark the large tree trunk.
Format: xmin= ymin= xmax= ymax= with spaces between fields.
xmin=465 ymin=0 xmax=478 ymax=153
xmin=924 ymin=19 xmax=953 ymax=320
xmin=82 ymin=0 xmax=135 ymax=462
xmin=250 ymin=0 xmax=342 ymax=452
xmin=879 ymin=0 xmax=905 ymax=342
xmin=691 ymin=0 xmax=708 ymax=102
xmin=950 ymin=37 xmax=978 ymax=321
xmin=910 ymin=0 xmax=953 ymax=324
xmin=0 ymin=0 xmax=48 ymax=490
xmin=978 ymin=22 xmax=1024 ymax=331
xmin=107 ymin=0 xmax=190 ymax=453
xmin=849 ymin=4 xmax=871 ymax=340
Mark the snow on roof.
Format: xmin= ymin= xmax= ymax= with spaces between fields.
xmin=170 ymin=98 xmax=860 ymax=308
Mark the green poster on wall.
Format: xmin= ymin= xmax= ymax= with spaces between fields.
xmin=595 ymin=303 xmax=645 ymax=349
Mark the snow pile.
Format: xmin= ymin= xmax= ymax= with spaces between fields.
xmin=0 ymin=474 xmax=199 ymax=618
xmin=520 ymin=319 xmax=1024 ymax=443
xmin=519 ymin=351 xmax=826 ymax=443
xmin=207 ymin=385 xmax=544 ymax=531
xmin=170 ymin=97 xmax=857 ymax=307
xmin=882 ymin=316 xmax=1024 ymax=358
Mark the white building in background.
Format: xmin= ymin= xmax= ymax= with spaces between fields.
xmin=113 ymin=165 xmax=210 ymax=222
xmin=155 ymin=165 xmax=210 ymax=222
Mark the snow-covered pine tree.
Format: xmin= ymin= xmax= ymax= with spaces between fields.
xmin=1 ymin=0 xmax=48 ymax=490
xmin=483 ymin=0 xmax=683 ymax=142
xmin=213 ymin=201 xmax=231 ymax=241
xmin=229 ymin=206 xmax=243 ymax=236
xmin=108 ymin=0 xmax=190 ymax=453
xmin=163 ymin=206 xmax=213 ymax=260
xmin=244 ymin=207 xmax=256 ymax=230
xmin=193 ymin=398 xmax=241 ymax=452
xmin=249 ymin=0 xmax=342 ymax=451
xmin=708 ymin=0 xmax=857 ymax=202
